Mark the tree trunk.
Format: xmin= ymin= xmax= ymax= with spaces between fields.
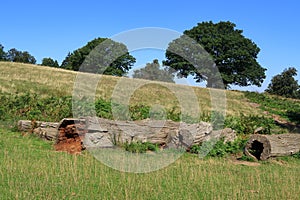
xmin=18 ymin=118 xmax=237 ymax=154
xmin=82 ymin=117 xmax=236 ymax=149
xmin=245 ymin=134 xmax=300 ymax=160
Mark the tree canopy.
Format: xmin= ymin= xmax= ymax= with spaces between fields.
xmin=41 ymin=57 xmax=59 ymax=67
xmin=132 ymin=59 xmax=175 ymax=83
xmin=164 ymin=21 xmax=266 ymax=89
xmin=6 ymin=48 xmax=36 ymax=64
xmin=0 ymin=44 xmax=7 ymax=61
xmin=265 ymin=67 xmax=299 ymax=98
xmin=61 ymin=38 xmax=136 ymax=76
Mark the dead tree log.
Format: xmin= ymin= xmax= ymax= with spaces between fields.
xmin=245 ymin=134 xmax=300 ymax=160
xmin=83 ymin=117 xmax=236 ymax=149
xmin=18 ymin=120 xmax=33 ymax=132
xmin=18 ymin=120 xmax=59 ymax=140
xmin=18 ymin=118 xmax=236 ymax=154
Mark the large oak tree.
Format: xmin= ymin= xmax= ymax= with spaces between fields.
xmin=164 ymin=21 xmax=266 ymax=89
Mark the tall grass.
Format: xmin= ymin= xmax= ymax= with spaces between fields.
xmin=1 ymin=129 xmax=299 ymax=199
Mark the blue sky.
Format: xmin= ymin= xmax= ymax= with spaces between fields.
xmin=1 ymin=0 xmax=299 ymax=92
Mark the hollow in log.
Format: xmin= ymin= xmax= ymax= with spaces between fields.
xmin=245 ymin=134 xmax=300 ymax=160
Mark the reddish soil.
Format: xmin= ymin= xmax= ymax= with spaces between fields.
xmin=54 ymin=124 xmax=86 ymax=154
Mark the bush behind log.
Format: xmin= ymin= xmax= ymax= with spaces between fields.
xmin=190 ymin=136 xmax=248 ymax=157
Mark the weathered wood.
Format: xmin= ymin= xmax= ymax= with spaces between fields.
xmin=33 ymin=127 xmax=57 ymax=140
xmin=18 ymin=120 xmax=59 ymax=131
xmin=18 ymin=120 xmax=59 ymax=140
xmin=83 ymin=117 xmax=236 ymax=149
xmin=18 ymin=118 xmax=237 ymax=153
xmin=18 ymin=120 xmax=33 ymax=132
xmin=245 ymin=134 xmax=300 ymax=160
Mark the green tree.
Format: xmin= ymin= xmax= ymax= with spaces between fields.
xmin=61 ymin=38 xmax=136 ymax=76
xmin=7 ymin=48 xmax=36 ymax=64
xmin=265 ymin=67 xmax=299 ymax=98
xmin=0 ymin=44 xmax=7 ymax=61
xmin=164 ymin=21 xmax=266 ymax=89
xmin=41 ymin=57 xmax=59 ymax=67
xmin=133 ymin=59 xmax=175 ymax=83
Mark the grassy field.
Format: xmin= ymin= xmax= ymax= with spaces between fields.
xmin=1 ymin=62 xmax=300 ymax=199
xmin=1 ymin=129 xmax=300 ymax=200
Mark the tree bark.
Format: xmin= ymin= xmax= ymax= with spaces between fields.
xmin=18 ymin=120 xmax=59 ymax=140
xmin=18 ymin=118 xmax=236 ymax=153
xmin=82 ymin=117 xmax=236 ymax=149
xmin=245 ymin=134 xmax=300 ymax=160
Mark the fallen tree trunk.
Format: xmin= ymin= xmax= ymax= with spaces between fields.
xmin=83 ymin=117 xmax=236 ymax=150
xmin=18 ymin=117 xmax=237 ymax=154
xmin=245 ymin=134 xmax=300 ymax=160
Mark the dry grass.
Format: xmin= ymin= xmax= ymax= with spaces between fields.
xmin=0 ymin=61 xmax=262 ymax=117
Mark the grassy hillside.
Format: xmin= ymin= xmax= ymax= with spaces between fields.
xmin=0 ymin=61 xmax=260 ymax=117
xmin=2 ymin=61 xmax=299 ymax=135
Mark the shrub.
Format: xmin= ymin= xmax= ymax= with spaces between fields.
xmin=129 ymin=104 xmax=150 ymax=120
xmin=190 ymin=137 xmax=248 ymax=158
xmin=0 ymin=93 xmax=72 ymax=122
xmin=95 ymin=98 xmax=113 ymax=119
xmin=239 ymin=155 xmax=256 ymax=162
xmin=166 ymin=106 xmax=181 ymax=122
xmin=244 ymin=91 xmax=300 ymax=124
xmin=224 ymin=114 xmax=277 ymax=135
xmin=292 ymin=152 xmax=300 ymax=159
xmin=124 ymin=141 xmax=159 ymax=153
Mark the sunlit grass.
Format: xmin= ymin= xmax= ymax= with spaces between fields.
xmin=1 ymin=62 xmax=299 ymax=199
xmin=0 ymin=61 xmax=262 ymax=117
xmin=0 ymin=129 xmax=299 ymax=199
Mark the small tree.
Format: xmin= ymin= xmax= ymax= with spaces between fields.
xmin=41 ymin=57 xmax=59 ymax=67
xmin=0 ymin=44 xmax=7 ymax=61
xmin=133 ymin=59 xmax=175 ymax=83
xmin=265 ymin=67 xmax=299 ymax=98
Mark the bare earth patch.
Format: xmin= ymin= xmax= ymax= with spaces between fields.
xmin=54 ymin=124 xmax=85 ymax=154
xmin=249 ymin=102 xmax=260 ymax=108
xmin=231 ymin=160 xmax=261 ymax=167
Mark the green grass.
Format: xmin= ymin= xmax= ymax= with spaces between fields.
xmin=245 ymin=91 xmax=300 ymax=124
xmin=1 ymin=129 xmax=300 ymax=199
xmin=1 ymin=62 xmax=300 ymax=199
